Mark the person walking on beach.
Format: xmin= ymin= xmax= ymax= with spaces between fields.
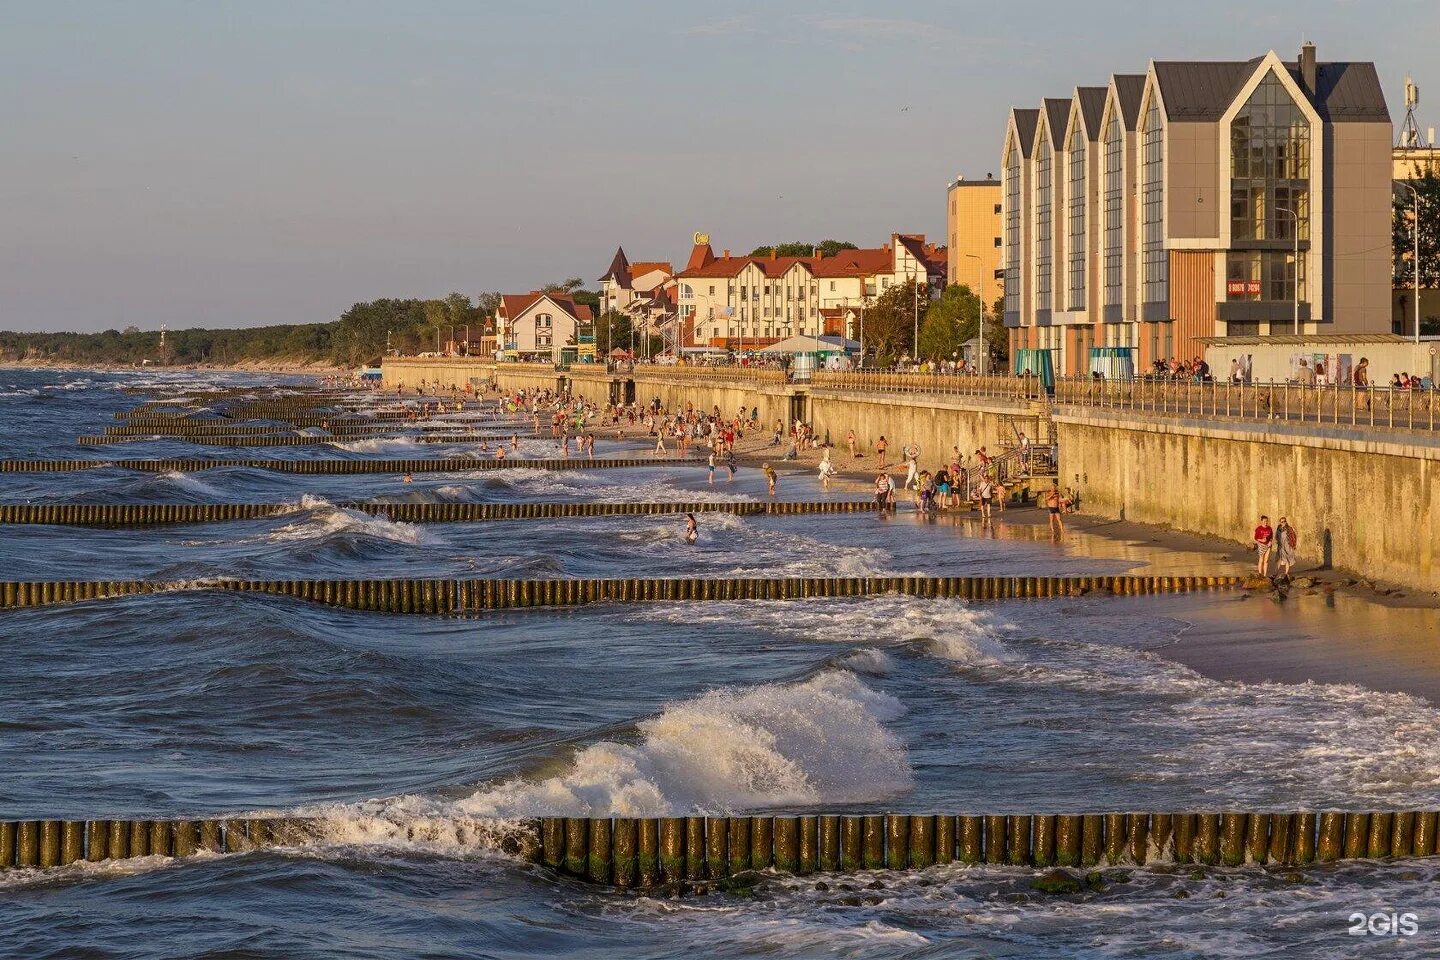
xmin=977 ymin=475 xmax=994 ymax=521
xmin=1044 ymin=481 xmax=1065 ymax=537
xmin=902 ymin=443 xmax=919 ymax=494
xmin=847 ymin=430 xmax=859 ymax=459
xmin=724 ymin=448 xmax=737 ymax=481
xmin=684 ymin=512 xmax=698 ymax=545
xmin=654 ymin=429 xmax=667 ymax=456
xmin=707 ymin=448 xmax=717 ymax=484
xmin=1274 ymin=517 xmax=1298 ymax=577
xmin=762 ymin=462 xmax=777 ymax=497
xmin=874 ymin=471 xmax=894 ymax=512
xmin=1253 ymin=515 xmax=1275 ymax=576
xmin=876 ymin=435 xmax=889 ymax=468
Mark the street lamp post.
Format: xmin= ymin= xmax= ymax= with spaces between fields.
xmin=1395 ymin=181 xmax=1422 ymax=344
xmin=963 ymin=253 xmax=986 ymax=376
xmin=1274 ymin=205 xmax=1300 ymax=335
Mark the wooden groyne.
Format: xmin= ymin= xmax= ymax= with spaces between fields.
xmin=0 ymin=457 xmax=698 ymax=474
xmin=0 ymin=500 xmax=878 ymax=527
xmin=3 ymin=810 xmax=1433 ymax=880
xmin=0 ymin=575 xmax=1243 ymax=613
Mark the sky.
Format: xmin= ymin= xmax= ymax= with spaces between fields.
xmin=1 ymin=0 xmax=1437 ymax=333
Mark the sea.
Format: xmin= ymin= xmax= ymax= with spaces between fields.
xmin=2 ymin=368 xmax=1438 ymax=959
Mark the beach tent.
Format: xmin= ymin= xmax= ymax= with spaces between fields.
xmin=1012 ymin=348 xmax=1055 ymax=393
xmin=758 ymin=334 xmax=860 ymax=356
xmin=1088 ymin=346 xmax=1135 ymax=380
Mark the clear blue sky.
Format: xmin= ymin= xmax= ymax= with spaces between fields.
xmin=2 ymin=0 xmax=1435 ymax=332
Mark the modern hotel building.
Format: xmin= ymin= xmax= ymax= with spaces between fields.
xmin=1001 ymin=45 xmax=1393 ymax=373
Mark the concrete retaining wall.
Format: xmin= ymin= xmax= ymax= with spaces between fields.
xmin=1055 ymin=409 xmax=1439 ymax=592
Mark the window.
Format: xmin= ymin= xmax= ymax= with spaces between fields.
xmin=537 ymin=335 xmax=552 ymax=347
xmin=994 ymin=236 xmax=1002 ymax=247
xmin=829 ymin=281 xmax=836 ymax=291
xmin=1067 ymin=122 xmax=1087 ymax=311
xmin=994 ymin=203 xmax=1002 ymax=214
xmin=536 ymin=313 xmax=552 ymax=329
xmin=1230 ymin=72 xmax=1310 ymax=244
xmin=1102 ymin=108 xmax=1123 ymax=309
xmin=1225 ymin=250 xmax=1306 ymax=302
xmin=1034 ymin=124 xmax=1053 ymax=312
xmin=1140 ymin=95 xmax=1166 ymax=304
xmin=1003 ymin=142 xmax=1021 ymax=317
xmin=708 ymin=285 xmax=715 ymax=295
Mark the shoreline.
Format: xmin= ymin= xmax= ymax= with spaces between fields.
xmin=0 ymin=360 xmax=340 ymax=374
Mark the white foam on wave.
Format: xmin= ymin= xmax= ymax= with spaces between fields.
xmin=264 ymin=495 xmax=433 ymax=546
xmin=328 ymin=437 xmax=422 ymax=453
xmin=439 ymin=468 xmax=756 ymax=505
xmin=310 ymin=670 xmax=912 ymax=851
xmin=159 ymin=470 xmax=224 ymax=499
xmin=636 ymin=595 xmax=1015 ymax=668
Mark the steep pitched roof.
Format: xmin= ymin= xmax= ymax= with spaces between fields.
xmin=1011 ymin=108 xmax=1040 ymax=158
xmin=1076 ymin=86 xmax=1108 ymax=138
xmin=1307 ymin=61 xmax=1389 ymax=122
xmin=1041 ymin=98 xmax=1071 ymax=144
xmin=685 ymin=243 xmax=716 ymax=272
xmin=499 ymin=292 xmax=592 ymax=324
xmin=1151 ymin=60 xmax=1255 ymax=120
xmin=1113 ymin=74 xmax=1146 ymax=128
xmin=598 ymin=247 xmax=630 ymax=285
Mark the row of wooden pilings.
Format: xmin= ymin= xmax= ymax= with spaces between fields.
xmin=78 ymin=432 xmax=529 ymax=447
xmin=0 ymin=499 xmax=880 ymax=527
xmin=0 ymin=457 xmax=699 ymax=474
xmin=539 ymin=811 xmax=1440 ymax=888
xmin=0 ymin=575 xmax=1243 ymax=613
xmin=9 ymin=810 xmax=1431 ymax=878
xmin=0 ymin=817 xmax=316 ymax=869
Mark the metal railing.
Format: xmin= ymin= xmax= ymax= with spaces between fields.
xmin=810 ymin=371 xmax=1046 ymax=401
xmin=1054 ymin=378 xmax=1439 ymax=433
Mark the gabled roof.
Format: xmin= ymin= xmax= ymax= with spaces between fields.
xmin=1011 ymin=108 xmax=1040 ymax=158
xmin=629 ymin=261 xmax=673 ymax=278
xmin=1151 ymin=60 xmax=1255 ymax=120
xmin=811 ymin=247 xmax=893 ymax=278
xmin=598 ymin=247 xmax=630 ymax=285
xmin=498 ymin=292 xmax=593 ymax=324
xmin=1076 ymin=86 xmax=1108 ymax=139
xmin=685 ymin=243 xmax=716 ymax=272
xmin=1307 ymin=61 xmax=1389 ymax=122
xmin=1113 ymin=74 xmax=1146 ymax=129
xmin=1040 ymin=98 xmax=1070 ymax=145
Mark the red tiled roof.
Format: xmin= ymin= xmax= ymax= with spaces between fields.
xmin=629 ymin=261 xmax=673 ymax=277
xmin=810 ymin=247 xmax=892 ymax=278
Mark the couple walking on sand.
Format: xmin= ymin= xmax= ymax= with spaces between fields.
xmin=1252 ymin=515 xmax=1298 ymax=577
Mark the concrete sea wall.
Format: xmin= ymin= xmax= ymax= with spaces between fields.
xmin=1055 ymin=409 xmax=1440 ymax=592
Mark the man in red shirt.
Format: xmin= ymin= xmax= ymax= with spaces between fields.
xmin=1253 ymin=515 xmax=1274 ymax=576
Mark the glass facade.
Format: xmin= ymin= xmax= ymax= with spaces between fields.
xmin=1003 ymin=144 xmax=1020 ymax=317
xmin=1140 ymin=97 xmax=1166 ymax=305
xmin=1230 ymin=73 xmax=1310 ymax=244
xmin=1225 ymin=250 xmax=1305 ymax=302
xmin=1067 ymin=123 xmax=1087 ymax=311
xmin=1034 ymin=126 xmax=1053 ymax=312
xmin=1102 ymin=110 xmax=1123 ymax=309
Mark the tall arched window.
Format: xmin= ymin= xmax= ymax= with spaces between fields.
xmin=1102 ymin=108 xmax=1123 ymax=311
xmin=1067 ymin=122 xmax=1087 ymax=311
xmin=1003 ymin=141 xmax=1021 ymax=319
xmin=1034 ymin=125 xmax=1053 ymax=313
xmin=1140 ymin=95 xmax=1166 ymax=305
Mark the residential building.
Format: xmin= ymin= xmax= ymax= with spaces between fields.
xmin=597 ymin=247 xmax=677 ymax=355
xmin=494 ymin=291 xmax=594 ymax=363
xmin=676 ymin=235 xmax=946 ymax=351
xmin=1002 ymin=45 xmax=1393 ymax=374
xmin=945 ymin=175 xmax=1002 ymax=310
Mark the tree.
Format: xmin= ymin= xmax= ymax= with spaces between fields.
xmin=861 ymin=279 xmax=930 ymax=366
xmin=816 ymin=239 xmax=859 ymax=257
xmin=748 ymin=240 xmax=858 ymax=258
xmin=1394 ymin=170 xmax=1440 ymax=334
xmin=918 ymin=284 xmax=979 ymax=361
xmin=594 ymin=309 xmax=632 ymax=356
xmin=542 ymin=277 xmax=585 ymax=294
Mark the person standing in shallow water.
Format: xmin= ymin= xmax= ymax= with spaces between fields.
xmin=684 ymin=513 xmax=698 ymax=545
xmin=762 ymin=462 xmax=777 ymax=496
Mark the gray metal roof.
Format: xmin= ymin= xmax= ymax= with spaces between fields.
xmin=1152 ymin=60 xmax=1255 ymax=120
xmin=1309 ymin=61 xmax=1390 ymax=122
xmin=1076 ymin=87 xmax=1108 ymax=139
xmin=1152 ymin=56 xmax=1390 ymax=123
xmin=1012 ymin=108 xmax=1039 ymax=157
xmin=1041 ymin=98 xmax=1071 ymax=145
xmin=1113 ymin=75 xmax=1146 ymax=129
